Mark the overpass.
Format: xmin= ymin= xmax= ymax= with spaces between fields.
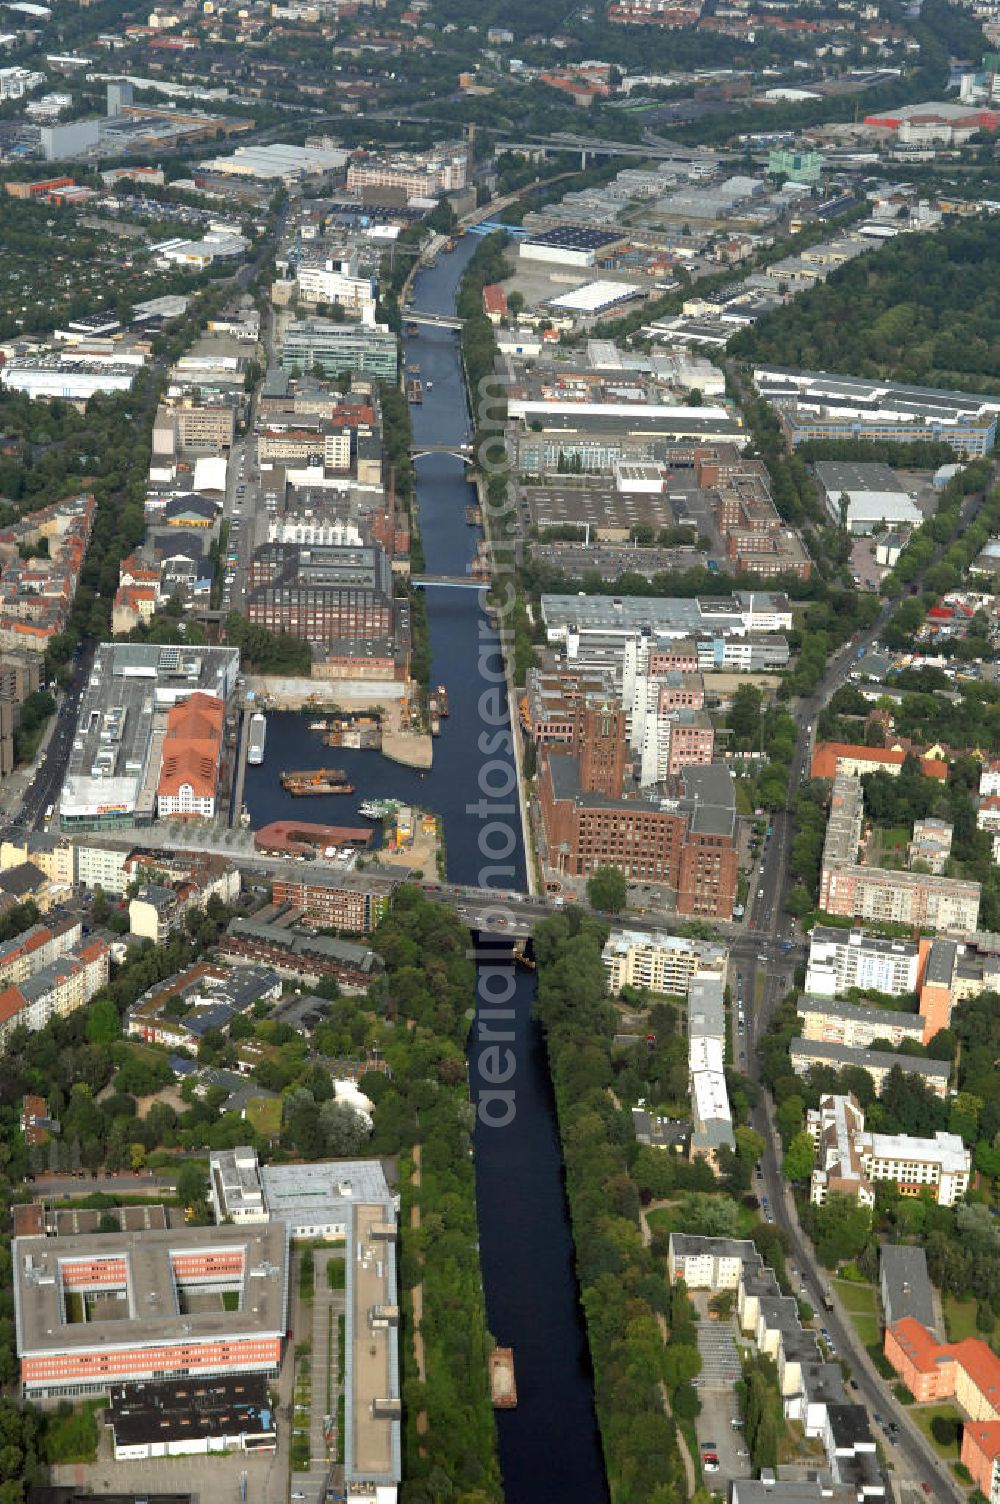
xmin=410 ymin=442 xmax=473 ymax=461
xmin=405 ymin=310 xmax=462 ymax=330
xmin=493 ymin=132 xmax=701 ymax=166
xmin=409 ymin=574 xmax=489 ymax=589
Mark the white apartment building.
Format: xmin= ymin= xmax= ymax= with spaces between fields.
xmin=863 ymin=1132 xmax=970 ymax=1207
xmin=805 ymin=926 xmax=921 ymax=998
xmin=0 ymin=66 xmax=44 ymax=99
xmin=296 ymin=258 xmax=377 ymax=321
xmin=603 ymin=928 xmax=727 ymax=996
xmin=73 ymin=840 xmax=132 ymax=897
xmin=807 ymin=1094 xmax=970 ymax=1208
xmin=667 ymin=1232 xmax=758 ymax=1290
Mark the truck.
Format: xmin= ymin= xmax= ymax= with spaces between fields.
xmin=822 ymin=1289 xmax=834 ymax=1311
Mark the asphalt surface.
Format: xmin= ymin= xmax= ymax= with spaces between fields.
xmin=28 ymin=1172 xmax=178 ymax=1197
xmin=15 ymin=642 xmax=95 ymax=834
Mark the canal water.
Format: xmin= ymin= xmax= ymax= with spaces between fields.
xmin=244 ymin=237 xmax=608 ymax=1504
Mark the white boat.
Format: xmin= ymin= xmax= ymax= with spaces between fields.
xmin=247 ymin=711 xmax=266 ymax=765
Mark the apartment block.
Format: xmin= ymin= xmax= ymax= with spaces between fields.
xmin=666 ymin=1232 xmax=758 ymax=1290
xmin=268 ymin=871 xmax=399 ymax=933
xmin=688 ymin=974 xmax=733 ymax=1166
xmin=0 ymin=937 xmax=110 ymax=1046
xmin=807 ymin=1093 xmax=970 ymax=1207
xmin=0 ymin=918 xmax=82 ymax=988
xmin=797 ymin=994 xmax=926 ymax=1051
xmin=656 ymin=1237 xmax=890 ymax=1500
xmin=886 ymin=1316 xmax=1000 ymax=1419
xmin=961 ymin=1421 xmax=1000 ymax=1502
xmin=819 ymin=774 xmax=980 ymax=934
xmin=602 ymin=927 xmax=727 ymax=996
xmin=804 ymin=926 xmax=923 ymax=999
xmin=789 ymin=1038 xmax=951 ymax=1099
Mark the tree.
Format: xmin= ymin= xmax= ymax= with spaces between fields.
xmin=176 ymin=1160 xmax=208 ymax=1211
xmin=587 ymin=866 xmax=628 ymax=915
xmin=814 ymin=1193 xmax=871 ymax=1269
xmin=86 ymin=996 xmax=119 ymax=1045
xmin=784 ymin=1130 xmax=815 ymax=1183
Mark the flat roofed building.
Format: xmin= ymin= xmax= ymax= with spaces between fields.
xmin=260 ymin=1158 xmax=391 ymax=1241
xmin=13 ymin=1223 xmax=289 ymax=1401
xmin=754 ymin=366 xmax=1000 ymax=460
xmin=790 ymin=1038 xmax=951 ymax=1099
xmin=805 ymin=925 xmax=921 ymax=999
xmin=602 ymin=927 xmax=727 ymax=996
xmin=864 ymin=1130 xmax=970 ymax=1206
xmin=814 ymin=460 xmax=921 ymax=534
xmin=797 ymin=993 xmax=925 ymax=1052
xmin=108 ymin=1374 xmax=276 ymax=1460
xmin=345 ymin=1202 xmax=401 ymax=1504
xmin=209 ymin=1147 xmax=267 ymax=1225
xmin=666 ymin=1232 xmax=760 ymax=1290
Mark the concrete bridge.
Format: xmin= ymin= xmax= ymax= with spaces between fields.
xmin=410 ymin=442 xmax=473 ymax=461
xmin=409 ymin=574 xmax=490 ymax=589
xmin=405 ymin=310 xmax=462 ymax=330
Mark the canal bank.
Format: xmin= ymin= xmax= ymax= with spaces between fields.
xmin=406 ymin=242 xmax=608 ymax=1504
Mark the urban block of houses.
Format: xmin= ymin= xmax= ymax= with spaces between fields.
xmin=668 ymin=1233 xmax=886 ymax=1500
xmin=127 ymin=962 xmax=282 ymax=1049
xmin=818 ymin=773 xmax=980 ymax=936
xmin=0 ymin=492 xmax=95 ymax=654
xmin=807 ymin=1093 xmax=970 ymax=1208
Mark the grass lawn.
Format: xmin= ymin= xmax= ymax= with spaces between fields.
xmin=647 ymin=1195 xmax=758 ymax=1239
xmin=244 ymin=1095 xmax=282 ymax=1137
xmin=833 ymin=1279 xmax=880 ymax=1347
xmin=913 ymin=1403 xmax=964 ymax=1461
xmin=943 ymin=1295 xmax=982 ymax=1343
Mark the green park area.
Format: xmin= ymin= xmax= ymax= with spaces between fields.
xmin=832 ymin=1279 xmax=880 ymax=1347
xmin=912 ymin=1403 xmax=965 ymax=1461
xmin=647 ymin=1194 xmax=759 ymax=1241
xmin=944 ymin=1295 xmax=979 ymax=1342
xmin=244 ymin=1096 xmax=282 ymax=1138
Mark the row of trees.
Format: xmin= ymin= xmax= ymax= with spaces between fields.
xmin=534 ymin=912 xmax=696 ymax=1504
xmin=457 ymin=233 xmax=538 ymax=685
xmin=366 ymin=890 xmax=502 ymax=1504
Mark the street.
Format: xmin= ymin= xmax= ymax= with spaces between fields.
xmin=742 ymin=586 xmax=965 ymax=1500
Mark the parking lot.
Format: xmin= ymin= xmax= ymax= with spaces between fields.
xmin=695 ymin=1386 xmax=752 ymax=1490
xmin=696 ymin=1316 xmax=742 ymax=1390
xmin=53 ymin=1432 xmax=289 ymax=1504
